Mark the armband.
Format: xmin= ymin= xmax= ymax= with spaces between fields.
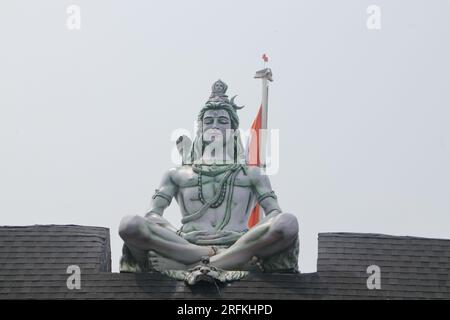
xmin=257 ymin=190 xmax=277 ymax=204
xmin=152 ymin=189 xmax=172 ymax=205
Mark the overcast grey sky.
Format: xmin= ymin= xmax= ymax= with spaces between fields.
xmin=1 ymin=0 xmax=449 ymax=273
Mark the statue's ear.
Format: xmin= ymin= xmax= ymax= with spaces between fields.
xmin=176 ymin=135 xmax=192 ymax=165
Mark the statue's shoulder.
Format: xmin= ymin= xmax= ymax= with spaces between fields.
xmin=244 ymin=166 xmax=268 ymax=183
xmin=166 ymin=165 xmax=195 ymax=184
xmin=245 ymin=165 xmax=263 ymax=176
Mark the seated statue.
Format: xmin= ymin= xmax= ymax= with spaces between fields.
xmin=119 ymin=80 xmax=299 ymax=284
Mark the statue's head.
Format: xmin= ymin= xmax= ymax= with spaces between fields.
xmin=190 ymin=80 xmax=246 ymax=164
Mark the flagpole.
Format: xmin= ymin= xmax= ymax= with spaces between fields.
xmin=254 ymin=55 xmax=273 ymax=169
xmin=247 ymin=55 xmax=273 ymax=227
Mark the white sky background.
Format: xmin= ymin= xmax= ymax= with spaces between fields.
xmin=0 ymin=0 xmax=449 ymax=273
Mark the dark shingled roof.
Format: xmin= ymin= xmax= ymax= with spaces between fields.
xmin=317 ymin=233 xmax=450 ymax=299
xmin=0 ymin=225 xmax=449 ymax=299
xmin=0 ymin=225 xmax=111 ymax=275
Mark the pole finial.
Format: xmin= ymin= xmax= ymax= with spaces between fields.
xmin=254 ymin=68 xmax=273 ymax=82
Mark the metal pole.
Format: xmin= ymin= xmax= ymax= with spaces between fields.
xmin=261 ymin=77 xmax=268 ymax=168
xmin=254 ymin=68 xmax=273 ymax=169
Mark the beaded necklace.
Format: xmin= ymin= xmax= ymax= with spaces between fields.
xmin=197 ymin=171 xmax=228 ymax=208
xmin=193 ymin=164 xmax=240 ymax=209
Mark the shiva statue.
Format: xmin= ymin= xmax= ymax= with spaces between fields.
xmin=119 ymin=80 xmax=299 ymax=284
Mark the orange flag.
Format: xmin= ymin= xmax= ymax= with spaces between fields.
xmin=247 ymin=106 xmax=263 ymax=228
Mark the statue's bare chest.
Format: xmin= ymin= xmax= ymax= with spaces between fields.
xmin=173 ymin=166 xmax=253 ymax=209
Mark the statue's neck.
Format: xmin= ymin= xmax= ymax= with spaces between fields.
xmin=201 ymin=152 xmax=234 ymax=164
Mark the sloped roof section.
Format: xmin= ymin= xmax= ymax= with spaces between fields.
xmin=0 ymin=226 xmax=449 ymax=299
xmin=0 ymin=225 xmax=111 ymax=275
xmin=317 ymin=233 xmax=450 ymax=299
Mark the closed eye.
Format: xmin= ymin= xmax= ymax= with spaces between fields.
xmin=203 ymin=117 xmax=214 ymax=125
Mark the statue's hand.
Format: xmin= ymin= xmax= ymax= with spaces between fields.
xmin=181 ymin=231 xmax=212 ymax=244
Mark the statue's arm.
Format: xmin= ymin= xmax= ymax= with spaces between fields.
xmin=144 ymin=168 xmax=178 ymax=224
xmin=249 ymin=167 xmax=282 ymax=219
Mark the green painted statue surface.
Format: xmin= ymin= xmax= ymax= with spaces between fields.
xmin=119 ymin=80 xmax=299 ymax=284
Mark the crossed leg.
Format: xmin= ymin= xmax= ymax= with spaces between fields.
xmin=209 ymin=213 xmax=299 ymax=270
xmin=119 ymin=214 xmax=211 ymax=265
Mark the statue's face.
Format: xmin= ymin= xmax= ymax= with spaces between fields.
xmin=202 ymin=109 xmax=232 ymax=143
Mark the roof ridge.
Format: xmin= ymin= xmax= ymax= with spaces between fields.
xmin=318 ymin=232 xmax=450 ymax=242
